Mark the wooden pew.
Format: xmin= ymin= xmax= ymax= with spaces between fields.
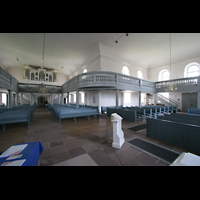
xmin=107 ymin=108 xmax=137 ymax=123
xmin=0 ymin=105 xmax=36 ymax=131
xmin=58 ymin=108 xmax=100 ymax=124
xmin=124 ymin=106 xmax=152 ymax=121
xmin=188 ymin=108 xmax=200 ymax=115
xmin=101 ymin=105 xmax=123 ymax=114
xmin=147 ymin=117 xmax=200 ymax=154
xmin=157 ymin=115 xmax=200 ymax=126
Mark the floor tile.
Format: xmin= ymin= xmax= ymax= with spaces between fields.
xmin=49 ymin=139 xmax=64 ymax=148
xmin=88 ymin=149 xmax=107 ymax=161
xmin=1 ymin=107 xmax=193 ymax=166
xmin=95 ymin=155 xmax=119 ymax=166
xmin=51 ymin=151 xmax=71 ymax=165
xmin=81 ymin=142 xmax=99 ymax=153
xmin=122 ymin=158 xmax=142 ymax=166
xmin=53 ymin=153 xmax=98 ymax=166
xmin=132 ymin=152 xmax=159 ymax=166
xmin=40 ymin=155 xmax=54 ymax=166
xmin=68 ymin=147 xmax=86 ymax=158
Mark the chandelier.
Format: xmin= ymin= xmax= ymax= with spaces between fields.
xmin=165 ymin=33 xmax=178 ymax=92
xmin=39 ymin=83 xmax=48 ymax=94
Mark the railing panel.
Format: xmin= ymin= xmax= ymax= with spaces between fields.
xmin=156 ymin=77 xmax=198 ymax=88
xmin=0 ymin=66 xmax=18 ymax=92
xmin=118 ymin=74 xmax=139 ymax=85
xmin=63 ymin=71 xmax=157 ymax=92
xmin=142 ymin=80 xmax=156 ymax=88
xmin=95 ymin=73 xmax=115 ymax=82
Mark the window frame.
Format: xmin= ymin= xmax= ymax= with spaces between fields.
xmin=122 ymin=66 xmax=130 ymax=75
xmin=184 ymin=62 xmax=200 ymax=78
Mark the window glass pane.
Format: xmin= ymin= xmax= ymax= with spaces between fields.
xmin=161 ymin=71 xmax=169 ymax=81
xmin=187 ymin=65 xmax=199 ymax=77
xmin=122 ymin=66 xmax=129 ymax=75
xmin=188 ymin=65 xmax=199 ymax=72
xmin=137 ymin=70 xmax=143 ymax=79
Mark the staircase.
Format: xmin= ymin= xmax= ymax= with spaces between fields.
xmin=157 ymin=93 xmax=180 ymax=107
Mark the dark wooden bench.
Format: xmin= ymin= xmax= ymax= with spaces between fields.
xmin=147 ymin=117 xmax=200 ymax=154
xmin=0 ymin=105 xmax=36 ymax=131
xmin=107 ymin=108 xmax=137 ymax=123
xmin=157 ymin=113 xmax=200 ymax=126
xmin=58 ymin=108 xmax=100 ymax=124
xmin=101 ymin=105 xmax=123 ymax=114
xmin=123 ymin=107 xmax=152 ymax=121
xmin=188 ymin=108 xmax=200 ymax=115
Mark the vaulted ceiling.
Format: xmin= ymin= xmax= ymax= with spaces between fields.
xmin=0 ymin=33 xmax=200 ymax=76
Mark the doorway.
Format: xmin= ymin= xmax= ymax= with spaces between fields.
xmin=182 ymin=92 xmax=197 ymax=112
xmin=38 ymin=96 xmax=45 ymax=107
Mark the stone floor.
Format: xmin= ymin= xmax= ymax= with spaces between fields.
xmin=0 ymin=106 xmax=196 ymax=166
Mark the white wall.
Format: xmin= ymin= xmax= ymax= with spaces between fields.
xmin=99 ymin=42 xmax=148 ymax=79
xmin=122 ymin=92 xmax=146 ymax=107
xmin=148 ymin=57 xmax=200 ymax=82
xmin=100 ymin=55 xmax=148 ymax=79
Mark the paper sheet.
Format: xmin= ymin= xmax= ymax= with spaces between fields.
xmin=0 ymin=144 xmax=27 ymax=157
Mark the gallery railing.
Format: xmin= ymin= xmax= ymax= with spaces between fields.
xmin=155 ymin=76 xmax=200 ymax=92
xmin=0 ymin=66 xmax=19 ymax=92
xmin=62 ymin=71 xmax=156 ymax=93
xmin=18 ymin=83 xmax=62 ymax=93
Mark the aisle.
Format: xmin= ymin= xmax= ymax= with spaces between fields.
xmin=24 ymin=106 xmax=71 ymax=165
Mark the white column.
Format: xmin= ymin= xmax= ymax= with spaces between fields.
xmin=30 ymin=93 xmax=34 ymax=105
xmin=58 ymin=94 xmax=61 ymax=104
xmin=197 ymin=92 xmax=200 ymax=108
xmin=8 ymin=90 xmax=12 ymax=108
xmin=51 ymin=93 xmax=53 ymax=105
xmin=20 ymin=93 xmax=23 ymax=105
xmin=98 ymin=91 xmax=101 ymax=113
xmin=61 ymin=94 xmax=64 ymax=104
xmin=76 ymin=90 xmax=79 ymax=109
xmin=0 ymin=92 xmax=2 ymax=105
xmin=67 ymin=92 xmax=69 ymax=106
xmin=139 ymin=91 xmax=141 ymax=108
xmin=16 ymin=92 xmax=19 ymax=106
xmin=116 ymin=89 xmax=119 ymax=109
xmin=154 ymin=93 xmax=157 ymax=106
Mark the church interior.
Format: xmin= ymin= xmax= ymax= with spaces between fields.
xmin=1 ymin=33 xmax=200 ymax=166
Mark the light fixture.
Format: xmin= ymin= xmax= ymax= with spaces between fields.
xmin=165 ymin=33 xmax=178 ymax=92
xmin=42 ymin=33 xmax=46 ymax=68
xmin=115 ymin=33 xmax=129 ymax=44
xmin=39 ymin=83 xmax=48 ymax=94
xmin=38 ymin=33 xmax=47 ymax=82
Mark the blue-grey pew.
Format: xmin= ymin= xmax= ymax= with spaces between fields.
xmin=58 ymin=108 xmax=100 ymax=124
xmin=147 ymin=117 xmax=200 ymax=154
xmin=107 ymin=108 xmax=137 ymax=123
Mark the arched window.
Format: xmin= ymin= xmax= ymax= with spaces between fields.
xmin=158 ymin=69 xmax=170 ymax=81
xmin=83 ymin=69 xmax=87 ymax=73
xmin=137 ymin=70 xmax=143 ymax=79
xmin=122 ymin=66 xmax=130 ymax=75
xmin=161 ymin=71 xmax=170 ymax=81
xmin=184 ymin=62 xmax=200 ymax=78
